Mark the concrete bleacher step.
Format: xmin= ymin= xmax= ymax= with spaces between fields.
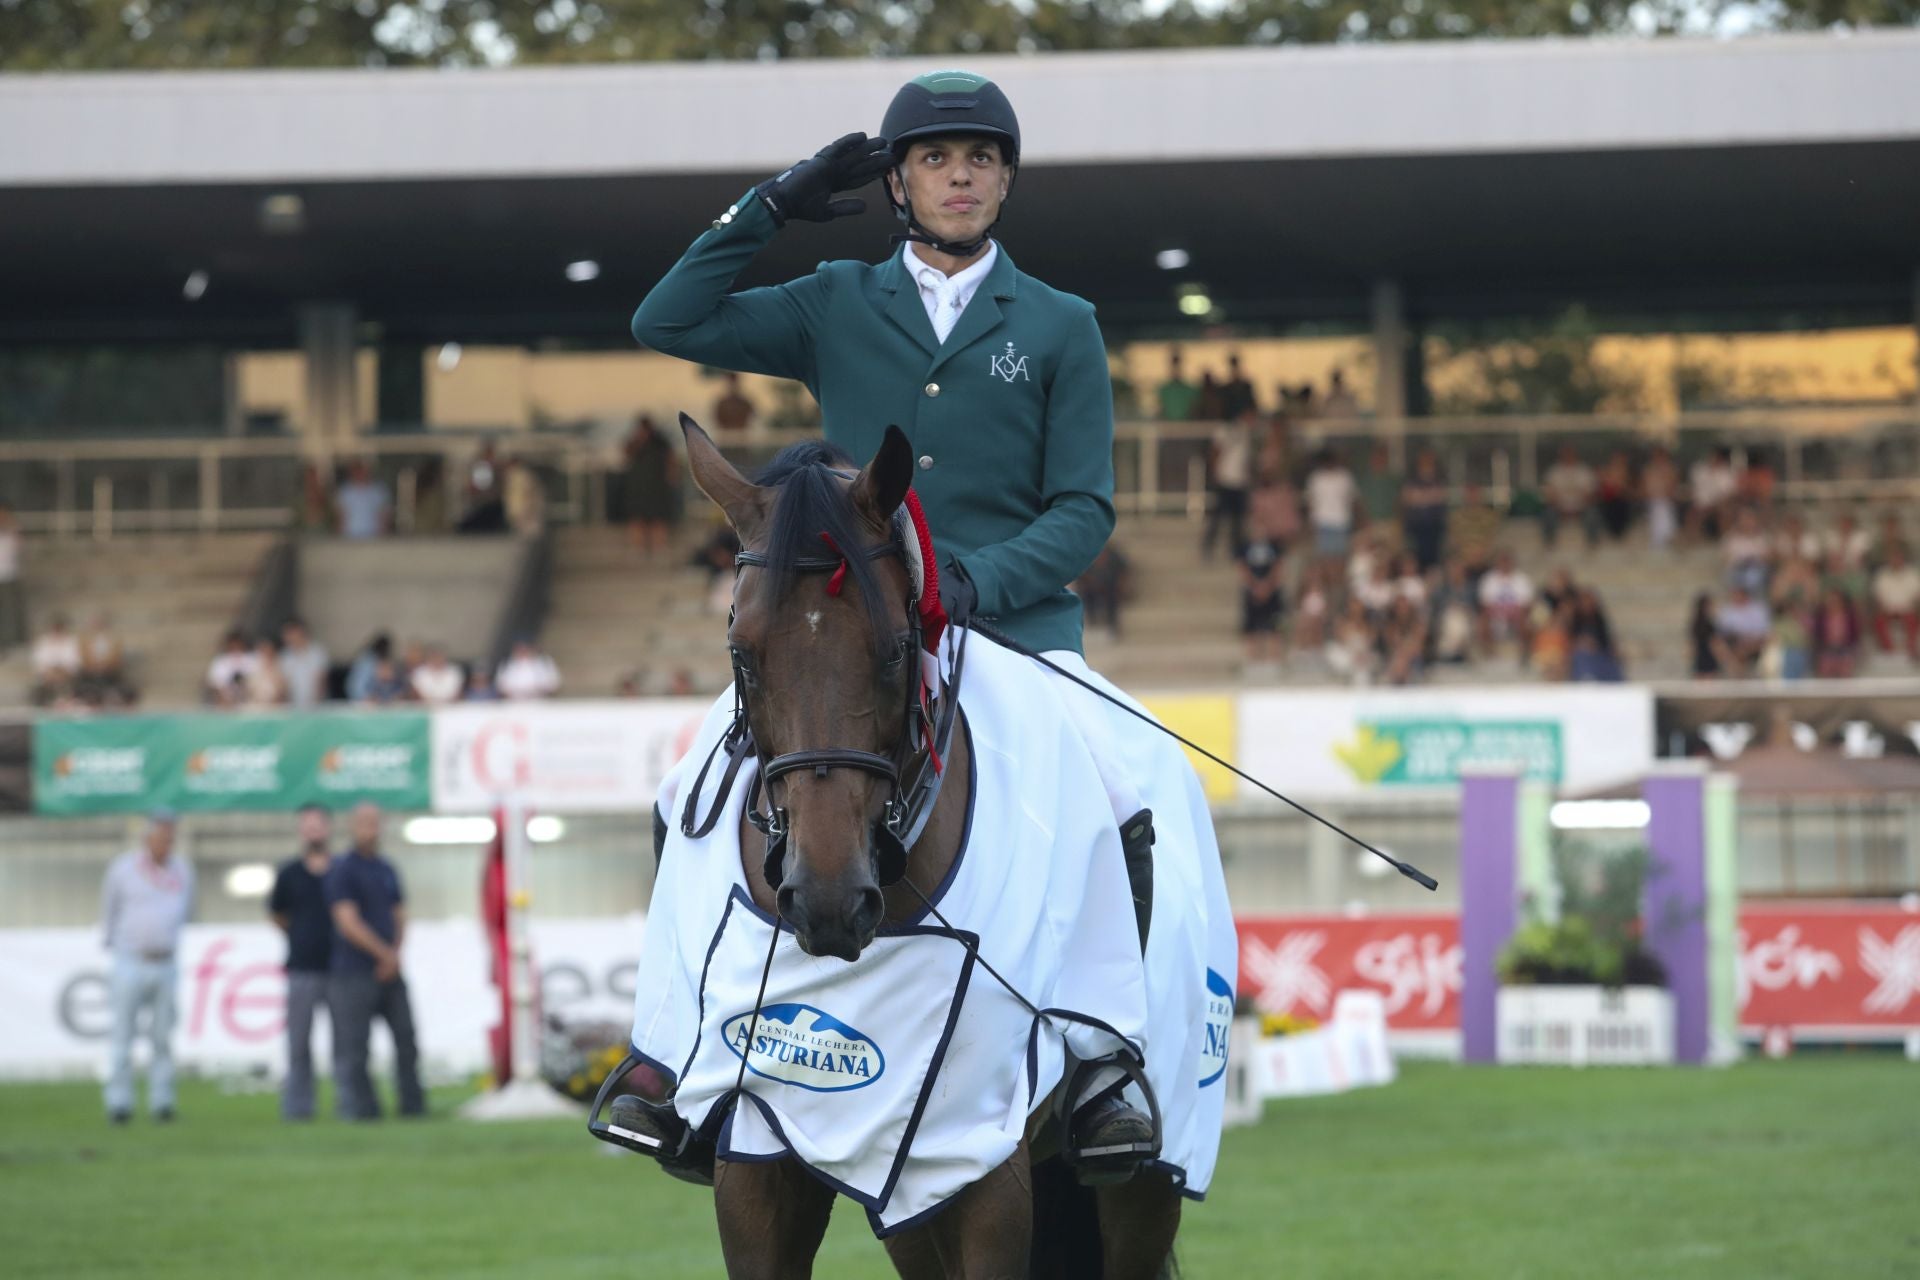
xmin=297 ymin=536 xmax=529 ymax=664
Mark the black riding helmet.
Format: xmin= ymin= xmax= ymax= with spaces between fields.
xmin=880 ymin=70 xmax=1020 ymax=258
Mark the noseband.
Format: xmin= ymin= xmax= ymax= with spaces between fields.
xmin=681 ymin=514 xmax=966 ymax=892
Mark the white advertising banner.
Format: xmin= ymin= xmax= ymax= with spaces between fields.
xmin=430 ymin=698 xmax=710 ymax=814
xmin=1235 ymin=685 xmax=1654 ymax=801
xmin=0 ymin=916 xmax=644 ymax=1080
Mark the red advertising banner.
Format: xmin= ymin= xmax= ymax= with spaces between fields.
xmin=1737 ymin=904 xmax=1920 ymax=1032
xmin=1237 ymin=903 xmax=1920 ymax=1034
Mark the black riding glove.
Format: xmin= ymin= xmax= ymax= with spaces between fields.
xmin=939 ymin=561 xmax=979 ymax=628
xmin=755 ymin=133 xmax=893 ymax=227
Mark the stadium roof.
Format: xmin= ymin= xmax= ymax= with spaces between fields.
xmin=2 ymin=32 xmax=1918 ymax=344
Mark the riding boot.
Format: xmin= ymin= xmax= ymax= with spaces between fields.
xmin=601 ymin=1093 xmax=716 ymax=1186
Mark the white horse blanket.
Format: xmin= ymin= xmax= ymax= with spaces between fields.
xmin=628 ymin=631 xmax=1236 ymax=1234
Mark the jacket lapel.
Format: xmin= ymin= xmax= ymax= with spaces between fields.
xmin=876 ymin=254 xmax=941 ymax=359
xmin=928 ymin=246 xmax=1019 ymax=378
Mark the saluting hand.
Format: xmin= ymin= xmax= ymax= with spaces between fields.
xmin=755 ymin=133 xmax=894 ymax=227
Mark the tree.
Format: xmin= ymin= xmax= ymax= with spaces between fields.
xmin=3 ymin=0 xmax=1915 ymax=72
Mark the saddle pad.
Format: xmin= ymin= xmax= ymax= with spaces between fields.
xmin=630 ymin=633 xmax=1149 ymax=1233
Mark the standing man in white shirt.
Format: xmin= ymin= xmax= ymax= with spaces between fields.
xmin=99 ymin=809 xmax=194 ymax=1125
xmin=1305 ymin=447 xmax=1359 ymax=560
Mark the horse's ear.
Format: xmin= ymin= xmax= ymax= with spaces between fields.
xmin=680 ymin=412 xmax=768 ymax=540
xmin=851 ymin=425 xmax=914 ymax=529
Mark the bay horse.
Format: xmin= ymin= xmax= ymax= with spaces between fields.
xmin=669 ymin=416 xmax=1184 ymax=1279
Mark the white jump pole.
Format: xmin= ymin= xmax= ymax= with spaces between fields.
xmin=462 ymin=801 xmax=579 ymax=1120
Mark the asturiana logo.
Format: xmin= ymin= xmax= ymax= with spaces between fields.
xmin=1199 ymin=968 xmax=1234 ymax=1087
xmin=722 ymin=1003 xmax=885 ymax=1092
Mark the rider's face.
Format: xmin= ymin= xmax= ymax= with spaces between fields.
xmin=888 ymin=136 xmax=1009 ymax=247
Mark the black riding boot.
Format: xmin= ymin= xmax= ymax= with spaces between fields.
xmin=1066 ymin=810 xmax=1159 ymax=1184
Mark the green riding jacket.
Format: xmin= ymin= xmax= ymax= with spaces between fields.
xmin=631 ymin=189 xmax=1116 ymax=656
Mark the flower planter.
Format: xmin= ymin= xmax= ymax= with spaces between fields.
xmin=1496 ymin=985 xmax=1674 ymax=1066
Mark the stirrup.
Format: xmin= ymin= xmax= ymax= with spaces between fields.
xmin=585 ymin=1052 xmax=715 ymax=1187
xmin=1058 ymin=1055 xmax=1161 ymax=1187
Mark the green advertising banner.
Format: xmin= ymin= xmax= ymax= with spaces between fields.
xmin=33 ymin=712 xmax=431 ymax=815
xmin=1339 ymin=719 xmax=1564 ymax=786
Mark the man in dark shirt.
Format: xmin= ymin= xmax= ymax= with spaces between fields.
xmin=269 ymin=804 xmax=336 ymax=1121
xmin=323 ymin=801 xmax=424 ymax=1120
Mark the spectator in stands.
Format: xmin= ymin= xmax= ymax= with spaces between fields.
xmin=1770 ymin=590 xmax=1813 ymax=682
xmin=1812 ymin=588 xmax=1862 ymax=678
xmin=1201 ymin=407 xmax=1256 ymax=560
xmin=1322 ymin=367 xmax=1359 ymax=419
xmin=1541 ymin=443 xmax=1599 ymax=550
xmin=334 ymin=460 xmax=391 ymax=541
xmin=1824 ymin=511 xmax=1873 ymax=571
xmin=1819 ymin=547 xmax=1869 ymax=608
xmin=622 ymin=415 xmax=679 ymax=557
xmin=1353 ymin=551 xmax=1398 ymax=618
xmin=346 ymin=633 xmax=397 ymax=704
xmin=1477 ymin=550 xmax=1535 ymax=651
xmin=325 ymin=801 xmax=425 ymax=1120
xmin=77 ymin=612 xmax=136 ymax=708
xmin=409 ymin=644 xmax=465 ymax=704
xmin=1739 ymin=448 xmax=1776 ymax=507
xmin=1689 ymin=593 xmax=1721 ymax=678
xmin=1220 ymin=353 xmax=1256 ymax=421
xmin=1723 ymin=507 xmax=1773 ymax=596
xmin=1248 ymin=462 xmax=1300 ymax=555
xmin=100 ymin=809 xmax=191 ymax=1125
xmin=504 ymin=459 xmax=547 ymax=536
xmin=244 ymin=637 xmax=288 ymax=707
xmin=1399 ymin=449 xmax=1450 ymax=572
xmin=1380 ymin=596 xmax=1428 ymax=686
xmin=1237 ymin=521 xmax=1286 ymax=666
xmin=1687 ymin=447 xmax=1740 ymax=542
xmin=269 ymin=804 xmax=335 ymax=1122
xmin=1869 ymin=542 xmax=1920 ymax=661
xmin=1596 ymin=450 xmax=1635 ymax=542
xmin=279 ymin=618 xmax=329 ymax=710
xmin=1392 ymin=553 xmax=1428 ymax=611
xmin=1712 ymin=583 xmax=1771 ymax=678
xmin=1447 ymin=484 xmax=1503 ymax=577
xmin=1874 ymin=510 xmax=1908 ymax=566
xmin=1157 ymin=349 xmax=1199 ymax=422
xmin=496 ymin=640 xmax=561 ymax=700
xmin=1196 ymin=370 xmax=1224 ymax=421
xmin=1356 ymin=443 xmax=1400 ymax=541
xmin=0 ymin=506 xmax=23 ymax=654
xmin=458 ymin=442 xmax=508 ymax=534
xmin=712 ymin=371 xmax=756 ymax=435
xmin=293 ymin=463 xmax=334 ymax=533
xmin=1539 ymin=566 xmax=1578 ymax=618
xmin=1773 ymin=511 xmax=1821 ymax=566
xmin=1326 ymin=598 xmax=1379 ymax=685
xmin=463 ymin=666 xmax=502 ymax=702
xmin=1531 ymin=600 xmax=1573 ymax=681
xmin=1305 ymin=448 xmax=1358 ymax=561
xmin=360 ymin=657 xmax=410 ymax=706
xmin=1429 ymin=559 xmax=1477 ymax=665
xmin=31 ymin=613 xmax=82 ymax=706
xmin=1076 ymin=543 xmax=1132 ymax=640
xmin=1293 ymin=562 xmax=1335 ymax=651
xmin=1569 ymin=588 xmax=1624 ymax=682
xmin=1642 ymin=446 xmax=1679 ymax=551
xmin=203 ymin=628 xmax=256 ymax=707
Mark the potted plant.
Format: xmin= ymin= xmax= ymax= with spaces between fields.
xmin=1495 ymin=842 xmax=1674 ymax=1066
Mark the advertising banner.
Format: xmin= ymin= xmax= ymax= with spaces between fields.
xmin=430 ymin=699 xmax=710 ymax=814
xmin=0 ymin=917 xmax=643 ymax=1079
xmin=32 ymin=712 xmax=430 ymax=816
xmin=1237 ymin=903 xmax=1920 ymax=1039
xmin=1234 ymin=686 xmax=1653 ymax=801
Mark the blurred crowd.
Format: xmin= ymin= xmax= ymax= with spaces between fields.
xmin=198 ymin=620 xmax=562 ymax=709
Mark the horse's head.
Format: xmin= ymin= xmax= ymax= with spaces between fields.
xmin=682 ymin=415 xmax=919 ymax=961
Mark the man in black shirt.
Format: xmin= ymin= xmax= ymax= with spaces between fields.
xmin=324 ymin=801 xmax=424 ymax=1120
xmin=269 ymin=804 xmax=335 ymax=1121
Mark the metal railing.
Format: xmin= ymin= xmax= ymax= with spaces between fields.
xmin=2 ymin=405 xmax=1916 ymax=538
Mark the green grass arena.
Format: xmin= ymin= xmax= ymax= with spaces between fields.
xmin=2 ymin=1057 xmax=1912 ymax=1278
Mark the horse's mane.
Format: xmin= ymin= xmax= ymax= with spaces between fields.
xmin=754 ymin=441 xmax=897 ymax=650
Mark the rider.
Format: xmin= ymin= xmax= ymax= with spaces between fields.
xmin=630 ymin=69 xmax=1155 ymax=1172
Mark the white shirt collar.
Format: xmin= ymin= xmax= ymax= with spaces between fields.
xmin=902 ymin=242 xmax=998 ymax=344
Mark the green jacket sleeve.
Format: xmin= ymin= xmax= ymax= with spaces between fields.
xmin=957 ymin=307 xmax=1117 ymax=618
xmin=629 ymin=189 xmax=826 ymax=384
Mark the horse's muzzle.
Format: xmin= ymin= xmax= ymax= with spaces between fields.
xmin=778 ymin=878 xmax=884 ymax=962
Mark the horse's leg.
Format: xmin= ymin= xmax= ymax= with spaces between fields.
xmin=1096 ymin=1171 xmax=1183 ymax=1280
xmin=713 ymin=1157 xmax=835 ymax=1280
xmin=884 ymin=1139 xmax=1033 ymax=1280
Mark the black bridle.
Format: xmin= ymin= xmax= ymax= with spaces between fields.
xmin=681 ymin=514 xmax=967 ymax=891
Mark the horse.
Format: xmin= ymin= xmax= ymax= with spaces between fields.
xmin=665 ymin=416 xmax=1186 ymax=1280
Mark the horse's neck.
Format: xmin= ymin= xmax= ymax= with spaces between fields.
xmin=737 ymin=712 xmax=972 ymax=925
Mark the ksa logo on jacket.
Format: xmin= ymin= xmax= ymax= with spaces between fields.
xmin=723 ymin=1004 xmax=886 ymax=1092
